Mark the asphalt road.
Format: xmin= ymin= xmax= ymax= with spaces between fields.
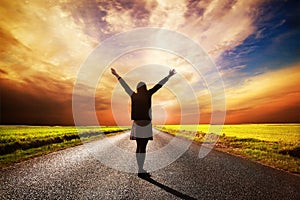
xmin=1 ymin=130 xmax=299 ymax=200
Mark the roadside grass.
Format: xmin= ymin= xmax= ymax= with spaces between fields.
xmin=0 ymin=126 xmax=130 ymax=167
xmin=155 ymin=124 xmax=300 ymax=174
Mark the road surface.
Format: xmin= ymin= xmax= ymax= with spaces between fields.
xmin=1 ymin=130 xmax=299 ymax=199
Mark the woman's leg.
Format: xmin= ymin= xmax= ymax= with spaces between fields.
xmin=136 ymin=139 xmax=149 ymax=173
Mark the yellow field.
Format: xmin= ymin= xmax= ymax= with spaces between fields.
xmin=156 ymin=124 xmax=300 ymax=143
xmin=156 ymin=124 xmax=300 ymax=174
xmin=0 ymin=126 xmax=130 ymax=166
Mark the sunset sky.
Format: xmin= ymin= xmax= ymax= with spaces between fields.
xmin=1 ymin=0 xmax=299 ymax=125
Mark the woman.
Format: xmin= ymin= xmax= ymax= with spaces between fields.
xmin=111 ymin=68 xmax=176 ymax=178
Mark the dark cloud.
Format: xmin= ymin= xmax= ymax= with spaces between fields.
xmin=23 ymin=74 xmax=72 ymax=97
xmin=184 ymin=0 xmax=205 ymax=19
xmin=73 ymin=82 xmax=111 ymax=110
xmin=225 ymin=104 xmax=300 ymax=124
xmin=184 ymin=0 xmax=238 ymax=20
xmin=59 ymin=0 xmax=109 ymax=40
xmin=59 ymin=0 xmax=155 ymax=40
xmin=98 ymin=0 xmax=154 ymax=26
xmin=0 ymin=78 xmax=74 ymax=125
xmin=128 ymin=0 xmax=153 ymax=26
xmin=0 ymin=27 xmax=20 ymax=48
xmin=0 ymin=69 xmax=8 ymax=75
xmin=0 ymin=27 xmax=31 ymax=58
xmin=95 ymin=97 xmax=111 ymax=110
xmin=0 ymin=75 xmax=113 ymax=125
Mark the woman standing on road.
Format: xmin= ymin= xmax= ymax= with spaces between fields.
xmin=111 ymin=68 xmax=176 ymax=178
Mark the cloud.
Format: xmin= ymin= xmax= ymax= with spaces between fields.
xmin=1 ymin=0 xmax=298 ymax=125
xmin=0 ymin=74 xmax=113 ymax=125
xmin=0 ymin=77 xmax=73 ymax=125
xmin=56 ymin=0 xmax=265 ymax=61
xmin=181 ymin=0 xmax=264 ymax=59
xmin=225 ymin=63 xmax=300 ymax=123
xmin=58 ymin=0 xmax=156 ymax=38
xmin=0 ymin=0 xmax=96 ymax=80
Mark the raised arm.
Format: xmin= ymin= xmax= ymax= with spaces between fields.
xmin=111 ymin=68 xmax=134 ymax=96
xmin=149 ymin=69 xmax=176 ymax=94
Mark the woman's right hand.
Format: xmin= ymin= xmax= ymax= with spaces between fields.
xmin=168 ymin=69 xmax=176 ymax=77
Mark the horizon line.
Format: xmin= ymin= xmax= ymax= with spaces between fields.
xmin=1 ymin=122 xmax=299 ymax=127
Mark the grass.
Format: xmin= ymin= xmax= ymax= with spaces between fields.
xmin=2 ymin=124 xmax=299 ymax=174
xmin=155 ymin=124 xmax=300 ymax=174
xmin=0 ymin=125 xmax=130 ymax=167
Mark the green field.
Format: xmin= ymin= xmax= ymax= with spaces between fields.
xmin=1 ymin=124 xmax=299 ymax=174
xmin=0 ymin=126 xmax=130 ymax=167
xmin=155 ymin=124 xmax=300 ymax=174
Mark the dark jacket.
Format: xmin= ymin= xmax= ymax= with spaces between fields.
xmin=118 ymin=76 xmax=169 ymax=120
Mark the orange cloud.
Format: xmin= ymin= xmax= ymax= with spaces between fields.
xmin=225 ymin=63 xmax=300 ymax=123
xmin=164 ymin=63 xmax=300 ymax=124
xmin=0 ymin=76 xmax=74 ymax=125
xmin=1 ymin=0 xmax=298 ymax=125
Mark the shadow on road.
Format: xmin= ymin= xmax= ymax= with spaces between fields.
xmin=140 ymin=177 xmax=197 ymax=200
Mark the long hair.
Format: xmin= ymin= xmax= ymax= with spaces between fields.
xmin=136 ymin=81 xmax=147 ymax=93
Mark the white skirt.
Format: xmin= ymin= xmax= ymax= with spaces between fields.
xmin=130 ymin=120 xmax=153 ymax=140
